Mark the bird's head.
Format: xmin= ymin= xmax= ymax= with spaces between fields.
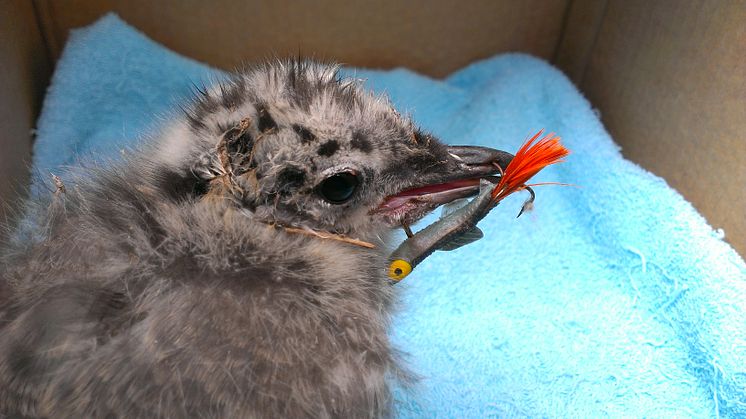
xmin=168 ymin=60 xmax=511 ymax=243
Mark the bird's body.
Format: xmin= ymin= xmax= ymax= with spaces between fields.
xmin=1 ymin=184 xmax=397 ymax=417
xmin=0 ymin=60 xmax=507 ymax=418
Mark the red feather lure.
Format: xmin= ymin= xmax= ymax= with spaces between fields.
xmin=491 ymin=130 xmax=570 ymax=203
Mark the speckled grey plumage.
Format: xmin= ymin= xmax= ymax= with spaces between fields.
xmin=0 ymin=60 xmax=473 ymax=418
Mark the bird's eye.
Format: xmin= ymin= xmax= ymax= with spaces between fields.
xmin=318 ymin=172 xmax=359 ymax=204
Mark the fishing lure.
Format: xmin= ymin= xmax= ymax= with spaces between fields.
xmin=387 ymin=130 xmax=570 ymax=282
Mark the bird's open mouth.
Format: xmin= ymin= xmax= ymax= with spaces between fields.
xmin=374 ymin=178 xmax=482 ymax=225
xmin=373 ymin=145 xmax=512 ymax=226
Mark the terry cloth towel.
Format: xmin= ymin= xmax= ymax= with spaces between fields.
xmin=29 ymin=14 xmax=746 ymax=418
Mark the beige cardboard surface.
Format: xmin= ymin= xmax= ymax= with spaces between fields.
xmin=34 ymin=0 xmax=568 ymax=77
xmin=0 ymin=1 xmax=52 ymax=227
xmin=579 ymin=0 xmax=746 ymax=256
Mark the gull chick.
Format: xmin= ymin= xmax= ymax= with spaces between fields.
xmin=0 ymin=60 xmax=511 ymax=418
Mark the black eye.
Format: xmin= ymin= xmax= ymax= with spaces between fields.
xmin=318 ymin=172 xmax=359 ymax=204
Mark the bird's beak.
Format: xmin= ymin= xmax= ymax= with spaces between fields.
xmin=446 ymin=145 xmax=513 ymax=178
xmin=374 ymin=145 xmax=513 ymax=225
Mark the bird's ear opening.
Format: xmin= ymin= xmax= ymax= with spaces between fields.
xmin=179 ymin=119 xmax=262 ymax=210
xmin=221 ymin=118 xmax=256 ymax=175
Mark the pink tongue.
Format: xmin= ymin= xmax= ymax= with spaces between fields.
xmin=378 ymin=178 xmax=481 ymax=210
xmin=391 ymin=178 xmax=480 ymax=197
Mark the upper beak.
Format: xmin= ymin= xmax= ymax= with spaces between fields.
xmin=446 ymin=145 xmax=514 ymax=178
xmin=375 ymin=145 xmax=514 ymax=225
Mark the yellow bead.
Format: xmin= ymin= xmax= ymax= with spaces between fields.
xmin=388 ymin=259 xmax=412 ymax=281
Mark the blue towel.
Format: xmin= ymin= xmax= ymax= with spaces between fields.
xmin=31 ymin=14 xmax=746 ymax=418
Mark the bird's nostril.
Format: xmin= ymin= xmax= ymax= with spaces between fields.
xmin=447 ymin=146 xmax=514 ymax=168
